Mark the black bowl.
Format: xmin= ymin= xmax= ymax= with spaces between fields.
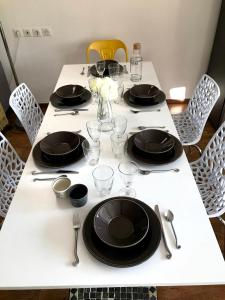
xmin=134 ymin=129 xmax=175 ymax=155
xmin=40 ymin=131 xmax=80 ymax=159
xmin=130 ymin=84 xmax=160 ymax=99
xmin=55 ymin=85 xmax=85 ymax=99
xmin=94 ymin=198 xmax=149 ymax=248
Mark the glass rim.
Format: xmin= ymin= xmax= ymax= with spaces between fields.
xmin=92 ymin=165 xmax=114 ymax=181
xmin=118 ymin=161 xmax=138 ymax=175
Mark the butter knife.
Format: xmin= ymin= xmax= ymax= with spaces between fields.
xmin=154 ymin=205 xmax=172 ymax=259
xmin=54 ymin=108 xmax=88 ymax=112
xmin=32 ymin=170 xmax=79 ymax=175
xmin=87 ymin=66 xmax=91 ymax=77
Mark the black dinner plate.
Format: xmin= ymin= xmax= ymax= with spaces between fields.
xmin=50 ymin=89 xmax=91 ymax=108
xmin=127 ymin=133 xmax=183 ymax=164
xmin=90 ymin=60 xmax=124 ymax=77
xmin=123 ymin=89 xmax=166 ymax=107
xmin=32 ymin=134 xmax=86 ymax=168
xmin=83 ymin=196 xmax=161 ymax=268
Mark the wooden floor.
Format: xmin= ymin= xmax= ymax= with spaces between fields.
xmin=1 ymin=102 xmax=225 ymax=300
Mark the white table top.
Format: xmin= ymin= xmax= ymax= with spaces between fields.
xmin=0 ymin=62 xmax=224 ymax=289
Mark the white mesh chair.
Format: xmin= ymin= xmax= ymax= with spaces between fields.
xmin=9 ymin=83 xmax=43 ymax=145
xmin=190 ymin=120 xmax=225 ymax=226
xmin=172 ymin=74 xmax=220 ymax=154
xmin=0 ymin=132 xmax=25 ymax=218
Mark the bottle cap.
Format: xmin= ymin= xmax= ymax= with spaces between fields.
xmin=133 ymin=43 xmax=141 ymax=50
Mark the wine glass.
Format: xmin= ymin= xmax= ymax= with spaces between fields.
xmin=96 ymin=61 xmax=106 ymax=78
xmin=118 ymin=161 xmax=138 ymax=197
xmin=112 ymin=116 xmax=127 ymax=137
xmin=86 ymin=120 xmax=101 ymax=142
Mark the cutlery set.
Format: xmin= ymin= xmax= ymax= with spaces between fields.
xmin=155 ymin=205 xmax=181 ymax=259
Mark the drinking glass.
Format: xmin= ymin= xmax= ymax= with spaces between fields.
xmin=118 ymin=161 xmax=138 ymax=197
xmin=88 ymin=76 xmax=99 ymax=104
xmin=112 ymin=116 xmax=127 ymax=137
xmin=82 ymin=140 xmax=100 ymax=166
xmin=86 ymin=120 xmax=101 ymax=142
xmin=92 ymin=165 xmax=114 ymax=196
xmin=110 ymin=133 xmax=128 ymax=159
xmin=108 ymin=63 xmax=120 ymax=81
xmin=96 ymin=61 xmax=106 ymax=77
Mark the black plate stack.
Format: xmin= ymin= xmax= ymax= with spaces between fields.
xmin=127 ymin=129 xmax=183 ymax=164
xmin=32 ymin=131 xmax=86 ymax=168
xmin=83 ymin=196 xmax=161 ymax=267
xmin=124 ymin=84 xmax=166 ymax=107
xmin=50 ymin=84 xmax=91 ymax=108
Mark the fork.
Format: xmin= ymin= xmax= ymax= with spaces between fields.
xmin=137 ymin=126 xmax=166 ymax=130
xmin=73 ymin=213 xmax=81 ymax=266
xmin=54 ymin=111 xmax=79 ymax=117
xmin=130 ymin=109 xmax=161 ymax=113
xmin=139 ymin=168 xmax=180 ymax=175
xmin=80 ymin=67 xmax=85 ymax=75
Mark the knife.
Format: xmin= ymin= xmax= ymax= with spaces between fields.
xmin=154 ymin=205 xmax=172 ymax=259
xmin=31 ymin=170 xmax=79 ymax=175
xmin=54 ymin=108 xmax=88 ymax=112
xmin=87 ymin=66 xmax=91 ymax=77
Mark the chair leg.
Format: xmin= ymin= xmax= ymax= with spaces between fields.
xmin=217 ymin=216 xmax=225 ymax=226
xmin=190 ymin=144 xmax=202 ymax=156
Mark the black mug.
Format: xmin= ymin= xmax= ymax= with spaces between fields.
xmin=69 ymin=184 xmax=88 ymax=207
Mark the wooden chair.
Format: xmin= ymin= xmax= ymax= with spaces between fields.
xmin=86 ymin=39 xmax=128 ymax=63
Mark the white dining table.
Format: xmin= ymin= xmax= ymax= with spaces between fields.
xmin=0 ymin=62 xmax=224 ymax=289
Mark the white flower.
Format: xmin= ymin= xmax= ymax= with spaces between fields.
xmin=100 ymin=77 xmax=118 ymax=101
xmin=89 ymin=77 xmax=103 ymax=93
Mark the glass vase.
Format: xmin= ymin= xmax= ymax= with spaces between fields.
xmin=97 ymin=96 xmax=113 ymax=132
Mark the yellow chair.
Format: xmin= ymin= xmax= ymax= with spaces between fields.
xmin=86 ymin=40 xmax=128 ymax=63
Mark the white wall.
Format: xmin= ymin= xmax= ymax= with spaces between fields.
xmin=0 ymin=0 xmax=222 ymax=102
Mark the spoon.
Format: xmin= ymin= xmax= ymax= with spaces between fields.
xmin=137 ymin=126 xmax=166 ymax=130
xmin=164 ymin=210 xmax=181 ymax=249
xmin=130 ymin=109 xmax=161 ymax=114
xmin=33 ymin=175 xmax=67 ymax=182
xmin=139 ymin=168 xmax=180 ymax=175
xmin=54 ymin=111 xmax=79 ymax=116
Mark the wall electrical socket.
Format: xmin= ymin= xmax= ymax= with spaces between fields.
xmin=32 ymin=28 xmax=42 ymax=37
xmin=13 ymin=29 xmax=22 ymax=38
xmin=23 ymin=29 xmax=32 ymax=37
xmin=41 ymin=27 xmax=52 ymax=37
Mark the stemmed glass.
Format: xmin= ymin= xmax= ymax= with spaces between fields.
xmin=96 ymin=61 xmax=106 ymax=78
xmin=118 ymin=161 xmax=138 ymax=197
xmin=112 ymin=116 xmax=127 ymax=137
xmin=86 ymin=120 xmax=101 ymax=142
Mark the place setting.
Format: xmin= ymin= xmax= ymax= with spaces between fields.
xmin=50 ymin=84 xmax=92 ymax=109
xmin=32 ymin=130 xmax=87 ymax=169
xmin=127 ymin=129 xmax=183 ymax=164
xmin=123 ymin=83 xmax=166 ymax=108
xmin=89 ymin=60 xmax=124 ymax=78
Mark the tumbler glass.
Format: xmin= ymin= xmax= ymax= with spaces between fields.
xmin=92 ymin=165 xmax=114 ymax=196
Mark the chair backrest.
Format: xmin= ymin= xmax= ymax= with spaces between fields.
xmin=187 ymin=74 xmax=220 ymax=139
xmin=190 ymin=120 xmax=225 ymax=218
xmin=9 ymin=83 xmax=43 ymax=145
xmin=86 ymin=39 xmax=128 ymax=63
xmin=0 ymin=132 xmax=25 ymax=218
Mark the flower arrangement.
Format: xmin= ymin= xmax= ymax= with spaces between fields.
xmin=89 ymin=77 xmax=118 ymax=101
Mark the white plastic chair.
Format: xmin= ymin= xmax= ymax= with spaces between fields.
xmin=190 ymin=120 xmax=225 ymax=226
xmin=9 ymin=83 xmax=43 ymax=145
xmin=0 ymin=132 xmax=25 ymax=218
xmin=172 ymin=74 xmax=220 ymax=154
